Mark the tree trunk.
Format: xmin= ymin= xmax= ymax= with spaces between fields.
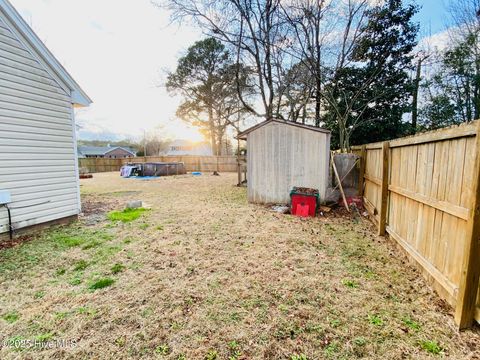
xmin=474 ymin=54 xmax=480 ymax=120
xmin=208 ymin=106 xmax=217 ymax=156
xmin=466 ymin=77 xmax=472 ymax=122
xmin=314 ymin=6 xmax=322 ymax=127
xmin=315 ymin=81 xmax=321 ymax=127
xmin=412 ymin=58 xmax=422 ymax=133
xmin=338 ymin=119 xmax=346 ymax=153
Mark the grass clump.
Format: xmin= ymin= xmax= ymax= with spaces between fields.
xmin=35 ymin=332 xmax=54 ymax=342
xmin=88 ymin=277 xmax=115 ymax=291
xmin=290 ymin=354 xmax=308 ymax=360
xmin=0 ymin=225 xmax=115 ymax=280
xmin=73 ymin=260 xmax=89 ymax=271
xmin=82 ymin=240 xmax=102 ymax=250
xmin=402 ymin=316 xmax=421 ymax=331
xmin=50 ymin=227 xmax=113 ymax=248
xmin=55 ymin=234 xmax=84 ymax=248
xmin=2 ymin=311 xmax=19 ymax=323
xmin=420 ymin=340 xmax=443 ymax=355
xmin=155 ymin=344 xmax=170 ymax=355
xmin=55 ymin=311 xmax=69 ymax=320
xmin=107 ymin=208 xmax=147 ymax=223
xmin=368 ymin=314 xmax=383 ymax=326
xmin=228 ymin=340 xmax=242 ymax=359
xmin=353 ymin=337 xmax=366 ymax=346
xmin=111 ymin=263 xmax=125 ymax=274
xmin=324 ymin=342 xmax=339 ymax=357
xmin=77 ymin=307 xmax=97 ymax=317
xmin=55 ymin=268 xmax=66 ymax=276
xmin=69 ymin=275 xmax=82 ymax=286
xmin=33 ymin=291 xmax=45 ymax=299
xmin=342 ymin=279 xmax=358 ymax=288
xmin=330 ymin=319 xmax=341 ymax=328
xmin=205 ymin=349 xmax=218 ymax=360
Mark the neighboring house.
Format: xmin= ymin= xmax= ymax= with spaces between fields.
xmin=77 ymin=146 xmax=136 ymax=159
xmin=0 ymin=0 xmax=91 ymax=237
xmin=166 ymin=139 xmax=213 ymax=156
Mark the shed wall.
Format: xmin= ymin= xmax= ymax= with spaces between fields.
xmin=247 ymin=122 xmax=330 ymax=203
xmin=0 ymin=15 xmax=79 ymax=234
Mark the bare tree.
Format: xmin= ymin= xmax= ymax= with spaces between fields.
xmin=159 ymin=0 xmax=416 ymax=151
xmin=276 ymin=61 xmax=315 ymax=123
xmin=280 ymin=0 xmax=333 ymax=126
xmin=158 ymin=0 xmax=287 ymax=120
xmin=320 ymin=0 xmax=371 ymax=151
xmin=139 ymin=127 xmax=171 ymax=156
xmin=447 ymin=0 xmax=480 ymax=120
xmin=411 ymin=51 xmax=431 ymax=132
xmin=448 ymin=0 xmax=480 ymax=39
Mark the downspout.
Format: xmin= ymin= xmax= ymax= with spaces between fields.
xmin=6 ymin=205 xmax=12 ymax=240
xmin=70 ymin=102 xmax=81 ymax=214
xmin=1 ymin=204 xmax=12 ymax=240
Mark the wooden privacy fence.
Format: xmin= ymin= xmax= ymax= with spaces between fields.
xmin=78 ymin=155 xmax=240 ymax=173
xmin=352 ymin=120 xmax=480 ymax=328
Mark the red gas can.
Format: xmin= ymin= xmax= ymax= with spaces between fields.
xmin=290 ymin=187 xmax=319 ymax=217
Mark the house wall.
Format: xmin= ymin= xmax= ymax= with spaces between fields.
xmin=0 ymin=14 xmax=79 ymax=235
xmin=247 ymin=122 xmax=330 ymax=204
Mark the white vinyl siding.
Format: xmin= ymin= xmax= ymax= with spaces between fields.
xmin=0 ymin=15 xmax=79 ymax=234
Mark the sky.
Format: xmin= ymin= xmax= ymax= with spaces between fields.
xmin=414 ymin=0 xmax=450 ymax=36
xmin=9 ymin=0 xmax=453 ymax=142
xmin=10 ymin=0 xmax=203 ymax=142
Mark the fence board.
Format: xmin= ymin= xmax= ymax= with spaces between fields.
xmin=79 ymin=155 xmax=240 ymax=174
xmin=358 ymin=121 xmax=480 ymax=327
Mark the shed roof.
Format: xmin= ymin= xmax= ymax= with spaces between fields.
xmin=0 ymin=0 xmax=92 ymax=106
xmin=237 ymin=119 xmax=330 ymax=140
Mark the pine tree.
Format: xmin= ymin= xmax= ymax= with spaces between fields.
xmin=324 ymin=0 xmax=418 ymax=149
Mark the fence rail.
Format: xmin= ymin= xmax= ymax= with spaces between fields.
xmin=352 ymin=120 xmax=480 ymax=328
xmin=78 ymin=155 xmax=241 ymax=174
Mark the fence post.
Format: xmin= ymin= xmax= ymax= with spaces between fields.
xmin=237 ymin=156 xmax=242 ymax=186
xmin=455 ymin=123 xmax=480 ymax=329
xmin=378 ymin=141 xmax=389 ymax=236
xmin=358 ymin=145 xmax=367 ymax=197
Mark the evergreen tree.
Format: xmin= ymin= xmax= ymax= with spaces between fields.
xmin=166 ymin=38 xmax=250 ymax=155
xmin=324 ymin=0 xmax=418 ymax=150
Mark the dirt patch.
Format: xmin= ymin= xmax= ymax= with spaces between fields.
xmin=81 ymin=196 xmax=121 ymax=216
xmin=79 ymin=194 xmax=126 ymax=226
xmin=0 ymin=233 xmax=36 ymax=251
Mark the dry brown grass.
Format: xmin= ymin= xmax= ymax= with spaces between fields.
xmin=0 ymin=172 xmax=479 ymax=359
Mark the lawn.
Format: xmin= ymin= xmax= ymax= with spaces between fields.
xmin=0 ymin=172 xmax=478 ymax=359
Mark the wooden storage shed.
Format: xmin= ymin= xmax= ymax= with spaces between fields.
xmin=238 ymin=119 xmax=330 ymax=204
xmin=0 ymin=0 xmax=91 ymax=238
